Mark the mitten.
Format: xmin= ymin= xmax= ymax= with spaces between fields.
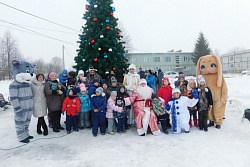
xmin=192 ymin=89 xmax=199 ymax=99
xmin=165 ymin=103 xmax=171 ymax=111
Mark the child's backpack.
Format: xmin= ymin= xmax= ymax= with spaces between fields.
xmin=242 ymin=108 xmax=250 ymax=121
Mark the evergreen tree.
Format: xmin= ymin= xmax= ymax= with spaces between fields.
xmin=192 ymin=32 xmax=212 ymax=65
xmin=74 ymin=0 xmax=129 ymax=79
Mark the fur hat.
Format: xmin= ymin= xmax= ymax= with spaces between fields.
xmin=198 ymin=75 xmax=206 ymax=85
xmin=172 ymin=88 xmax=181 ymax=95
xmin=80 ymin=83 xmax=86 ymax=92
xmin=78 ymin=70 xmax=84 ymax=75
xmin=49 ymin=72 xmax=57 ymax=79
xmin=110 ymin=91 xmax=117 ymax=97
xmin=95 ymin=87 xmax=103 ymax=94
xmin=128 ymin=64 xmax=136 ymax=71
xmin=139 ymin=78 xmax=147 ymax=85
xmin=151 ymin=93 xmax=159 ymax=99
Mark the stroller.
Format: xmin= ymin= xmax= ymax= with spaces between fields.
xmin=0 ymin=93 xmax=10 ymax=111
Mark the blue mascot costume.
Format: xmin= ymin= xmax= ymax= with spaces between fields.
xmin=9 ymin=60 xmax=36 ymax=143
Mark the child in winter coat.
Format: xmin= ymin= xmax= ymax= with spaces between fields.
xmin=45 ymin=72 xmax=65 ymax=133
xmin=197 ymin=75 xmax=213 ymax=132
xmin=113 ymin=96 xmax=127 ymax=133
xmin=106 ymin=91 xmax=123 ymax=135
xmin=166 ymin=88 xmax=198 ymax=134
xmin=151 ymin=93 xmax=169 ymax=134
xmin=76 ymin=70 xmax=89 ymax=88
xmin=108 ymin=78 xmax=120 ymax=92
xmin=78 ymin=83 xmax=91 ymax=129
xmin=187 ymin=79 xmax=199 ymax=128
xmin=174 ymin=74 xmax=188 ymax=96
xmin=62 ymin=87 xmax=80 ymax=134
xmin=158 ymin=77 xmax=172 ymax=128
xmin=91 ymin=87 xmax=107 ymax=137
xmin=59 ymin=69 xmax=68 ymax=87
xmin=117 ymin=86 xmax=130 ymax=129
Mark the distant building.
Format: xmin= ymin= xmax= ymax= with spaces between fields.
xmin=220 ymin=49 xmax=250 ymax=73
xmin=127 ymin=51 xmax=196 ymax=75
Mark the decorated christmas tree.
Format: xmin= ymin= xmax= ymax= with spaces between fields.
xmin=74 ymin=0 xmax=129 ymax=79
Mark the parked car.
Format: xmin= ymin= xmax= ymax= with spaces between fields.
xmin=241 ymin=69 xmax=250 ymax=75
xmin=164 ymin=71 xmax=179 ymax=78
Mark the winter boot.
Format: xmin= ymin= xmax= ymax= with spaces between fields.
xmin=208 ymin=120 xmax=214 ymax=127
xmin=189 ymin=119 xmax=193 ymax=128
xmin=37 ymin=125 xmax=42 ymax=135
xmin=57 ymin=120 xmax=65 ymax=130
xmin=42 ymin=124 xmax=48 ymax=136
xmin=20 ymin=138 xmax=30 ymax=143
xmin=194 ymin=119 xmax=198 ymax=127
xmin=215 ymin=125 xmax=221 ymax=129
xmin=52 ymin=121 xmax=60 ymax=132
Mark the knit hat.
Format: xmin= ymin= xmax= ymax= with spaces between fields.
xmin=49 ymin=72 xmax=57 ymax=79
xmin=78 ymin=70 xmax=84 ymax=75
xmin=187 ymin=79 xmax=196 ymax=90
xmin=198 ymin=75 xmax=206 ymax=85
xmin=62 ymin=69 xmax=68 ymax=74
xmin=111 ymin=77 xmax=117 ymax=83
xmin=92 ymin=79 xmax=99 ymax=84
xmin=178 ymin=74 xmax=185 ymax=79
xmin=116 ymin=96 xmax=124 ymax=103
xmin=139 ymin=78 xmax=147 ymax=85
xmin=128 ymin=64 xmax=136 ymax=71
xmin=69 ymin=87 xmax=79 ymax=96
xmin=110 ymin=91 xmax=117 ymax=97
xmin=102 ymin=81 xmax=108 ymax=86
xmin=172 ymin=88 xmax=181 ymax=95
xmin=151 ymin=93 xmax=159 ymax=99
xmin=80 ymin=83 xmax=86 ymax=92
xmin=95 ymin=87 xmax=103 ymax=94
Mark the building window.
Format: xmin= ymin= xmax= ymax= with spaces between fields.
xmin=131 ymin=57 xmax=137 ymax=63
xmin=165 ymin=66 xmax=172 ymax=71
xmin=230 ymin=56 xmax=234 ymax=61
xmin=154 ymin=67 xmax=160 ymax=71
xmin=230 ymin=64 xmax=234 ymax=68
xmin=143 ymin=57 xmax=149 ymax=62
xmin=184 ymin=66 xmax=190 ymax=71
xmin=184 ymin=56 xmax=190 ymax=62
xmin=153 ymin=57 xmax=160 ymax=62
xmin=164 ymin=57 xmax=171 ymax=62
xmin=175 ymin=55 xmax=180 ymax=64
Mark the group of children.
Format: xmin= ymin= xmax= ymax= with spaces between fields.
xmin=35 ymin=68 xmax=214 ymax=137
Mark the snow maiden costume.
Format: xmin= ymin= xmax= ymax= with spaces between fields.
xmin=166 ymin=88 xmax=198 ymax=134
xmin=9 ymin=60 xmax=36 ymax=143
xmin=124 ymin=78 xmax=161 ymax=136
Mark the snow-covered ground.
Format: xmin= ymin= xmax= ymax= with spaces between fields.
xmin=0 ymin=75 xmax=250 ymax=167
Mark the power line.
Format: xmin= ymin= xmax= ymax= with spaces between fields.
xmin=0 ymin=19 xmax=78 ymax=47
xmin=0 ymin=1 xmax=80 ymax=33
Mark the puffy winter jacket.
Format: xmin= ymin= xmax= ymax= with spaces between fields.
xmin=78 ymin=92 xmax=91 ymax=112
xmin=62 ymin=96 xmax=80 ymax=116
xmin=91 ymin=95 xmax=107 ymax=116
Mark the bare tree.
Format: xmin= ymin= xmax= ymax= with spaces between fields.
xmin=0 ymin=31 xmax=22 ymax=79
xmin=118 ymin=21 xmax=133 ymax=53
xmin=33 ymin=58 xmax=46 ymax=74
xmin=49 ymin=56 xmax=63 ymax=74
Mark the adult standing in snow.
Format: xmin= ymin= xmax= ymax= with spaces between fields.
xmin=86 ymin=67 xmax=102 ymax=84
xmin=157 ymin=69 xmax=164 ymax=89
xmin=31 ymin=73 xmax=48 ymax=136
xmin=122 ymin=64 xmax=140 ymax=126
xmin=145 ymin=70 xmax=158 ymax=93
xmin=124 ymin=78 xmax=161 ymax=136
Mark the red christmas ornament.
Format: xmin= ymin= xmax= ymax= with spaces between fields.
xmin=85 ymin=5 xmax=89 ymax=10
xmin=93 ymin=17 xmax=98 ymax=22
xmin=94 ymin=58 xmax=98 ymax=62
xmin=117 ymin=30 xmax=121 ymax=34
xmin=91 ymin=39 xmax=95 ymax=44
xmin=106 ymin=26 xmax=110 ymax=30
xmin=110 ymin=12 xmax=114 ymax=16
xmin=112 ymin=67 xmax=117 ymax=71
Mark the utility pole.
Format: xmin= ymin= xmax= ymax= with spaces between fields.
xmin=62 ymin=45 xmax=65 ymax=69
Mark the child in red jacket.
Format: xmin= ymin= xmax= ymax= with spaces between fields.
xmin=62 ymin=87 xmax=80 ymax=134
xmin=158 ymin=77 xmax=172 ymax=128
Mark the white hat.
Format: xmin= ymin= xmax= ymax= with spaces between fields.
xmin=110 ymin=91 xmax=117 ymax=97
xmin=139 ymin=78 xmax=147 ymax=85
xmin=198 ymin=75 xmax=206 ymax=85
xmin=78 ymin=70 xmax=84 ymax=75
xmin=172 ymin=88 xmax=181 ymax=95
xmin=128 ymin=64 xmax=136 ymax=71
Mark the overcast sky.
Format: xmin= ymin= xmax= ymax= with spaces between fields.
xmin=0 ymin=0 xmax=250 ymax=69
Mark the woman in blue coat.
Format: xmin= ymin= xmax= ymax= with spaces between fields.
xmin=145 ymin=70 xmax=158 ymax=93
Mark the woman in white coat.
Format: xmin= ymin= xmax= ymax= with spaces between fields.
xmin=31 ymin=73 xmax=48 ymax=135
xmin=166 ymin=88 xmax=198 ymax=134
